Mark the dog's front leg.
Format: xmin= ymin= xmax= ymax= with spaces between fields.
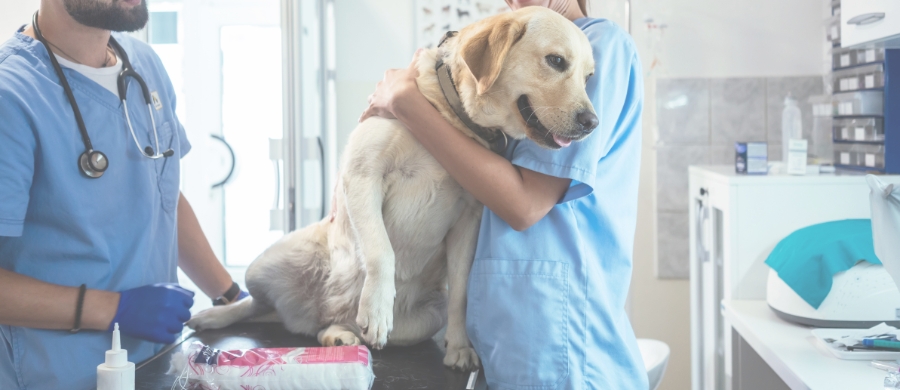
xmin=443 ymin=201 xmax=482 ymax=370
xmin=342 ymin=173 xmax=395 ymax=349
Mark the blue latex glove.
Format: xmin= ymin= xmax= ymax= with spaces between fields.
xmin=109 ymin=283 xmax=194 ymax=344
xmin=237 ymin=290 xmax=249 ymax=301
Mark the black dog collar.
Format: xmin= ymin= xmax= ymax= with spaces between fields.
xmin=434 ymin=31 xmax=508 ymax=155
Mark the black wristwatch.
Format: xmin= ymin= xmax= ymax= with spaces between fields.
xmin=212 ymin=281 xmax=242 ymax=306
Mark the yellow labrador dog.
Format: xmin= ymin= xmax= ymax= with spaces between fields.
xmin=186 ymin=7 xmax=597 ymax=370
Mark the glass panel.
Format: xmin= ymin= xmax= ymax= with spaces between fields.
xmin=221 ymin=25 xmax=284 ymax=266
xmin=149 ymin=11 xmax=178 ymax=44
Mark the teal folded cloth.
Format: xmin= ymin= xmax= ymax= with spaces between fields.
xmin=765 ymin=219 xmax=881 ymax=309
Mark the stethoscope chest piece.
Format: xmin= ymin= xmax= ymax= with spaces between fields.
xmin=79 ymin=150 xmax=108 ymax=178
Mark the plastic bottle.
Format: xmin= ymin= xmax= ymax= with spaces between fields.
xmin=97 ymin=323 xmax=135 ymax=390
xmin=781 ymin=94 xmax=803 ymax=162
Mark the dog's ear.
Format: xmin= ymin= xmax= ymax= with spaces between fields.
xmin=459 ymin=16 xmax=526 ymax=95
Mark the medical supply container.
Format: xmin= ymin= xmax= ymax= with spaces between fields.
xmin=833 ymin=117 xmax=884 ymax=142
xmin=832 ymin=90 xmax=883 ymax=116
xmin=832 ymin=49 xmax=899 ymax=173
xmin=809 ymin=95 xmax=834 ymax=164
xmin=826 ymin=14 xmax=841 ymax=45
xmin=832 ymin=63 xmax=884 ymax=92
xmin=832 ymin=47 xmax=885 ymax=69
xmin=834 ymin=142 xmax=885 ymax=169
xmin=781 ymin=96 xmax=803 ymax=164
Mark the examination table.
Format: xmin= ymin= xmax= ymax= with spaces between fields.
xmin=135 ymin=323 xmax=487 ymax=389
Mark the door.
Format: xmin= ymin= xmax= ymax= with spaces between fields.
xmin=145 ymin=0 xmax=338 ymax=313
xmin=148 ymin=0 xmax=284 ymax=270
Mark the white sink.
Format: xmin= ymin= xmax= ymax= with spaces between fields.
xmin=637 ymin=338 xmax=670 ymax=390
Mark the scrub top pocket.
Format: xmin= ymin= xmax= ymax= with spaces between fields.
xmin=467 ymin=259 xmax=569 ymax=390
xmin=154 ymin=122 xmax=179 ymax=212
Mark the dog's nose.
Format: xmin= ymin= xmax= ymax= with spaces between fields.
xmin=576 ymin=111 xmax=599 ymax=133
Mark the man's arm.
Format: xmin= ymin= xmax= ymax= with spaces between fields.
xmin=0 ymin=268 xmax=118 ymax=330
xmin=176 ymin=192 xmax=234 ymax=299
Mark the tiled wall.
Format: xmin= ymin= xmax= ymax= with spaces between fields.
xmin=654 ymin=76 xmax=824 ymax=279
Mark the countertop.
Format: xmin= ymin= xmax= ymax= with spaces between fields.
xmin=688 ymin=165 xmax=892 ymax=186
xmin=722 ymin=299 xmax=887 ymax=390
xmin=135 ymin=323 xmax=486 ymax=390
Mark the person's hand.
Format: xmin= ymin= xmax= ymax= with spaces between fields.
xmin=109 ymin=283 xmax=194 ymax=344
xmin=359 ymin=49 xmax=424 ymax=123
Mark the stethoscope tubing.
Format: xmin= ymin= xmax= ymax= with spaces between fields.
xmin=31 ymin=11 xmax=172 ymax=178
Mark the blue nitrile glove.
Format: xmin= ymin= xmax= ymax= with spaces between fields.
xmin=109 ymin=283 xmax=194 ymax=344
xmin=237 ymin=290 xmax=249 ymax=301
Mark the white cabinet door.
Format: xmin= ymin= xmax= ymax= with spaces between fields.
xmin=842 ymin=0 xmax=900 ymax=47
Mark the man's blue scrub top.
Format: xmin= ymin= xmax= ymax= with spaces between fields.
xmin=466 ymin=18 xmax=648 ymax=389
xmin=0 ymin=29 xmax=190 ymax=390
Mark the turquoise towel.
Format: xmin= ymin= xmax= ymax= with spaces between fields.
xmin=765 ymin=219 xmax=881 ymax=309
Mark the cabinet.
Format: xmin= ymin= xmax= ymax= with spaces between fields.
xmin=688 ymin=166 xmax=878 ymax=390
xmin=841 ymin=0 xmax=900 ymax=48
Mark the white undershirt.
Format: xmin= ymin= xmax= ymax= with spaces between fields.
xmin=55 ymin=53 xmax=123 ymax=98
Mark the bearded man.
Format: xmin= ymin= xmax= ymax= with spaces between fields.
xmin=0 ymin=1 xmax=247 ymax=388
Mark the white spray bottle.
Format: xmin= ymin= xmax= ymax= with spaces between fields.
xmin=97 ymin=323 xmax=135 ymax=390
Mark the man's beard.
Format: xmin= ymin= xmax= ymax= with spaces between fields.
xmin=64 ymin=0 xmax=149 ymax=32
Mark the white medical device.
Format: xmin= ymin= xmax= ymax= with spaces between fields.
xmin=764 ymin=175 xmax=900 ymax=328
xmin=766 ymin=263 xmax=900 ymax=328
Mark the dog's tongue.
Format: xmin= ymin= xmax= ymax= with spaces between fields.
xmin=553 ymin=134 xmax=572 ymax=148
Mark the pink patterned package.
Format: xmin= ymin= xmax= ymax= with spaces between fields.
xmin=168 ymin=342 xmax=374 ymax=390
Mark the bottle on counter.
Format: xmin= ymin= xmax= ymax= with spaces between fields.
xmin=97 ymin=323 xmax=135 ymax=390
xmin=781 ymin=94 xmax=803 ymax=162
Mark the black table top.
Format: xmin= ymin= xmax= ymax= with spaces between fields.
xmin=135 ymin=323 xmax=487 ymax=390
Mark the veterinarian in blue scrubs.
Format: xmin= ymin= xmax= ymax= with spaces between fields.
xmin=359 ymin=0 xmax=646 ymax=388
xmin=0 ymin=1 xmax=245 ymax=389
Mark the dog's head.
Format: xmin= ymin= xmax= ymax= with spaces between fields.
xmin=445 ymin=7 xmax=597 ymax=149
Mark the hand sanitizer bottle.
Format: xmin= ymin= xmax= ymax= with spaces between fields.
xmin=97 ymin=323 xmax=135 ymax=390
xmin=781 ymin=94 xmax=803 ymax=162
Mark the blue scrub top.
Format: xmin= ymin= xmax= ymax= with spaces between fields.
xmin=466 ymin=18 xmax=647 ymax=389
xmin=0 ymin=30 xmax=190 ymax=390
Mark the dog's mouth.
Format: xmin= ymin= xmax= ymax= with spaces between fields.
xmin=517 ymin=95 xmax=574 ymax=149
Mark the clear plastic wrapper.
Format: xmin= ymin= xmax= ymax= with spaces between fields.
xmin=832 ymin=47 xmax=885 ymax=69
xmin=834 ymin=143 xmax=885 ymax=170
xmin=833 ymin=63 xmax=885 ymax=92
xmin=833 ymin=117 xmax=885 ymax=142
xmin=168 ymin=342 xmax=375 ymax=390
xmin=833 ymin=91 xmax=884 ymax=116
xmin=826 ymin=14 xmax=841 ymax=45
xmin=886 ymin=370 xmax=900 ymax=389
xmin=808 ymin=95 xmax=834 ymax=164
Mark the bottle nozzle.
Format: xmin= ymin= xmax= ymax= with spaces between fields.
xmin=112 ymin=322 xmax=121 ymax=351
xmin=98 ymin=322 xmax=134 ymax=388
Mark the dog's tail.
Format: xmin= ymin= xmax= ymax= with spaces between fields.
xmin=186 ymin=296 xmax=274 ymax=331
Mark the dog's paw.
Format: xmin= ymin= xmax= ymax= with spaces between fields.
xmin=356 ymin=284 xmax=395 ymax=349
xmin=185 ymin=306 xmax=234 ymax=331
xmin=318 ymin=326 xmax=361 ymax=347
xmin=443 ymin=345 xmax=480 ymax=371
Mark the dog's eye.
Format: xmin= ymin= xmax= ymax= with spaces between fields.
xmin=545 ymin=55 xmax=567 ymax=71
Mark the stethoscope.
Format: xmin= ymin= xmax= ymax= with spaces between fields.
xmin=32 ymin=11 xmax=173 ymax=179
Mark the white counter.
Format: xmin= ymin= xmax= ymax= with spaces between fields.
xmin=722 ymin=299 xmax=887 ymax=390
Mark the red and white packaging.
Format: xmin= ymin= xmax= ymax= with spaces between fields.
xmin=169 ymin=342 xmax=374 ymax=390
